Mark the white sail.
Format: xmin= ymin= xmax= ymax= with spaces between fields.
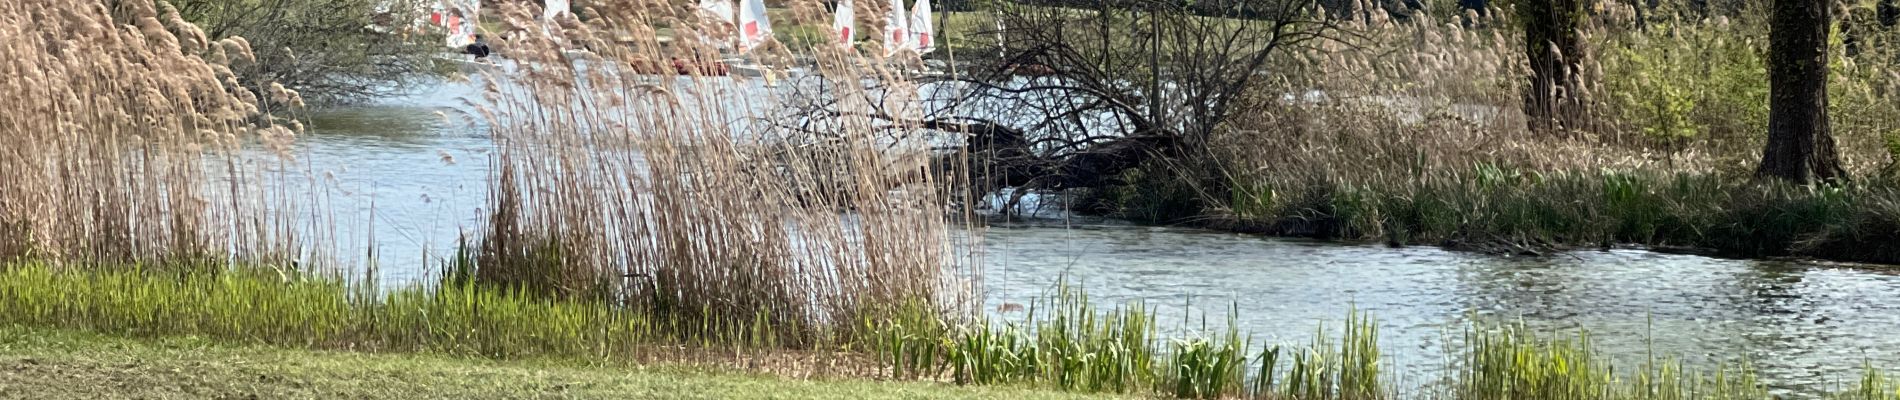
xmin=883 ymin=0 xmax=909 ymax=56
xmin=699 ymin=0 xmax=735 ymax=24
xmin=909 ymin=0 xmax=934 ymax=54
xmin=738 ymin=0 xmax=772 ymax=51
xmin=444 ymin=0 xmax=479 ymax=48
xmin=545 ymin=0 xmax=571 ymax=20
xmin=697 ymin=0 xmax=737 ymax=48
xmin=833 ymin=0 xmax=856 ymax=50
xmin=428 ymin=0 xmax=446 ymax=27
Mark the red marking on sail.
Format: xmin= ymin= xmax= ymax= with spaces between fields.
xmin=744 ymin=22 xmax=760 ymax=40
xmin=840 ymin=27 xmax=852 ymax=42
xmin=918 ymin=33 xmax=931 ymax=48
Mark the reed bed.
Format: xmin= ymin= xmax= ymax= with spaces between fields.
xmin=0 ymin=0 xmax=301 ymax=267
xmin=446 ymin=0 xmax=981 ymax=348
xmin=1220 ymin=0 xmax=1900 ymax=176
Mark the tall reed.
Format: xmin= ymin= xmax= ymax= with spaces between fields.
xmin=0 ymin=0 xmax=298 ymax=267
xmin=452 ymin=1 xmax=978 ymax=347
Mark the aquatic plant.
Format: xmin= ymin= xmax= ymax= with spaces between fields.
xmin=1209 ymin=161 xmax=1900 ymax=263
xmin=453 ymin=0 xmax=980 ymax=348
xmin=0 ymin=0 xmax=300 ymax=266
xmin=10 ymin=261 xmax=1900 ymax=399
xmin=1456 ymin=323 xmax=1776 ymax=400
xmin=1834 ymin=365 xmax=1900 ymax=400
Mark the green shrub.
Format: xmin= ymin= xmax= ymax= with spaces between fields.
xmin=1599 ymin=18 xmax=1770 ymax=145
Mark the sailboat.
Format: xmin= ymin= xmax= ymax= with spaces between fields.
xmin=545 ymin=0 xmax=570 ymax=20
xmin=698 ymin=0 xmax=736 ymax=46
xmin=909 ymin=0 xmax=934 ymax=55
xmin=878 ymin=0 xmax=934 ymax=73
xmin=429 ymin=0 xmax=494 ymax=71
xmin=833 ymin=0 xmax=856 ymax=51
xmin=730 ymin=0 xmax=784 ymax=84
xmin=544 ymin=0 xmax=597 ymax=58
xmin=684 ymin=0 xmax=780 ymax=83
xmin=433 ymin=0 xmax=479 ymax=50
xmin=884 ymin=0 xmax=908 ymax=57
xmin=737 ymin=0 xmax=772 ymax=50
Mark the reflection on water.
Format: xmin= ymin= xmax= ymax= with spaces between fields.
xmin=292 ymin=79 xmax=1896 ymax=397
xmin=282 ymin=79 xmax=491 ymax=283
xmin=980 ymin=223 xmax=1900 ymax=396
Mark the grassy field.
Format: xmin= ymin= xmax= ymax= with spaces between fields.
xmin=0 ymin=325 xmax=1119 ymax=400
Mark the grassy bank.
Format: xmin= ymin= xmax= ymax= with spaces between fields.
xmin=1188 ymin=169 xmax=1900 ymax=264
xmin=0 ymin=325 xmax=1112 ymax=400
xmin=3 ymin=262 xmax=1897 ymax=399
xmin=1086 ymin=0 xmax=1900 ymax=265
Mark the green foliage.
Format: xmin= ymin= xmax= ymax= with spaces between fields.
xmin=1833 ymin=364 xmax=1900 ymax=400
xmin=1883 ymin=131 xmax=1900 ymax=178
xmin=1264 ymin=311 xmax=1383 ymax=400
xmin=1595 ymin=12 xmax=1900 ymax=157
xmin=1219 ymin=164 xmax=1900 ymax=263
xmin=1600 ymin=19 xmax=1769 ymax=143
xmin=941 ymin=286 xmax=1162 ymax=393
xmin=0 ymin=261 xmax=697 ymax=359
xmin=171 ymin=0 xmax=446 ymax=103
xmin=6 ymin=263 xmax=1900 ymax=399
xmin=0 ymin=326 xmax=1115 ymax=400
xmin=1458 ymin=326 xmax=1614 ymax=400
xmin=1829 ymin=15 xmax=1900 ymax=173
xmin=1458 ymin=324 xmax=1773 ymax=400
xmin=1166 ymin=333 xmax=1245 ymax=399
xmin=858 ymin=300 xmax=951 ymax=380
xmin=776 ymin=24 xmax=831 ymax=52
xmin=1109 ymin=163 xmax=1205 ymax=224
xmin=935 ymin=291 xmax=1389 ymax=399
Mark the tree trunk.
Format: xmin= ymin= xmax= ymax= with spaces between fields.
xmin=1760 ymin=0 xmax=1845 ymax=183
xmin=1521 ymin=0 xmax=1585 ymax=136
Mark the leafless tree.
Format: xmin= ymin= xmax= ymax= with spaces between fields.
xmin=779 ymin=0 xmax=1340 ymax=214
xmin=166 ymin=0 xmax=445 ymax=104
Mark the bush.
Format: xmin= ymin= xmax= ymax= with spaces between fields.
xmin=1599 ymin=17 xmax=1770 ymax=146
xmin=169 ymin=0 xmax=446 ymax=104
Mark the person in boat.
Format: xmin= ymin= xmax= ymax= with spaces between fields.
xmin=465 ymin=34 xmax=492 ymax=61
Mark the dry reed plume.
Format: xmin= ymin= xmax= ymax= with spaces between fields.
xmin=1095 ymin=1 xmax=1900 ymax=261
xmin=454 ymin=1 xmax=978 ymax=345
xmin=1210 ymin=1 xmax=1900 ymax=215
xmin=0 ymin=0 xmax=300 ymax=267
xmin=1227 ymin=4 xmax=1710 ymax=189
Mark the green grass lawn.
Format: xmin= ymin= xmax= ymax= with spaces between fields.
xmin=0 ymin=326 xmax=1121 ymax=400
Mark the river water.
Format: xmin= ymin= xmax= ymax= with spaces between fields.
xmin=286 ymin=78 xmax=1900 ymax=397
